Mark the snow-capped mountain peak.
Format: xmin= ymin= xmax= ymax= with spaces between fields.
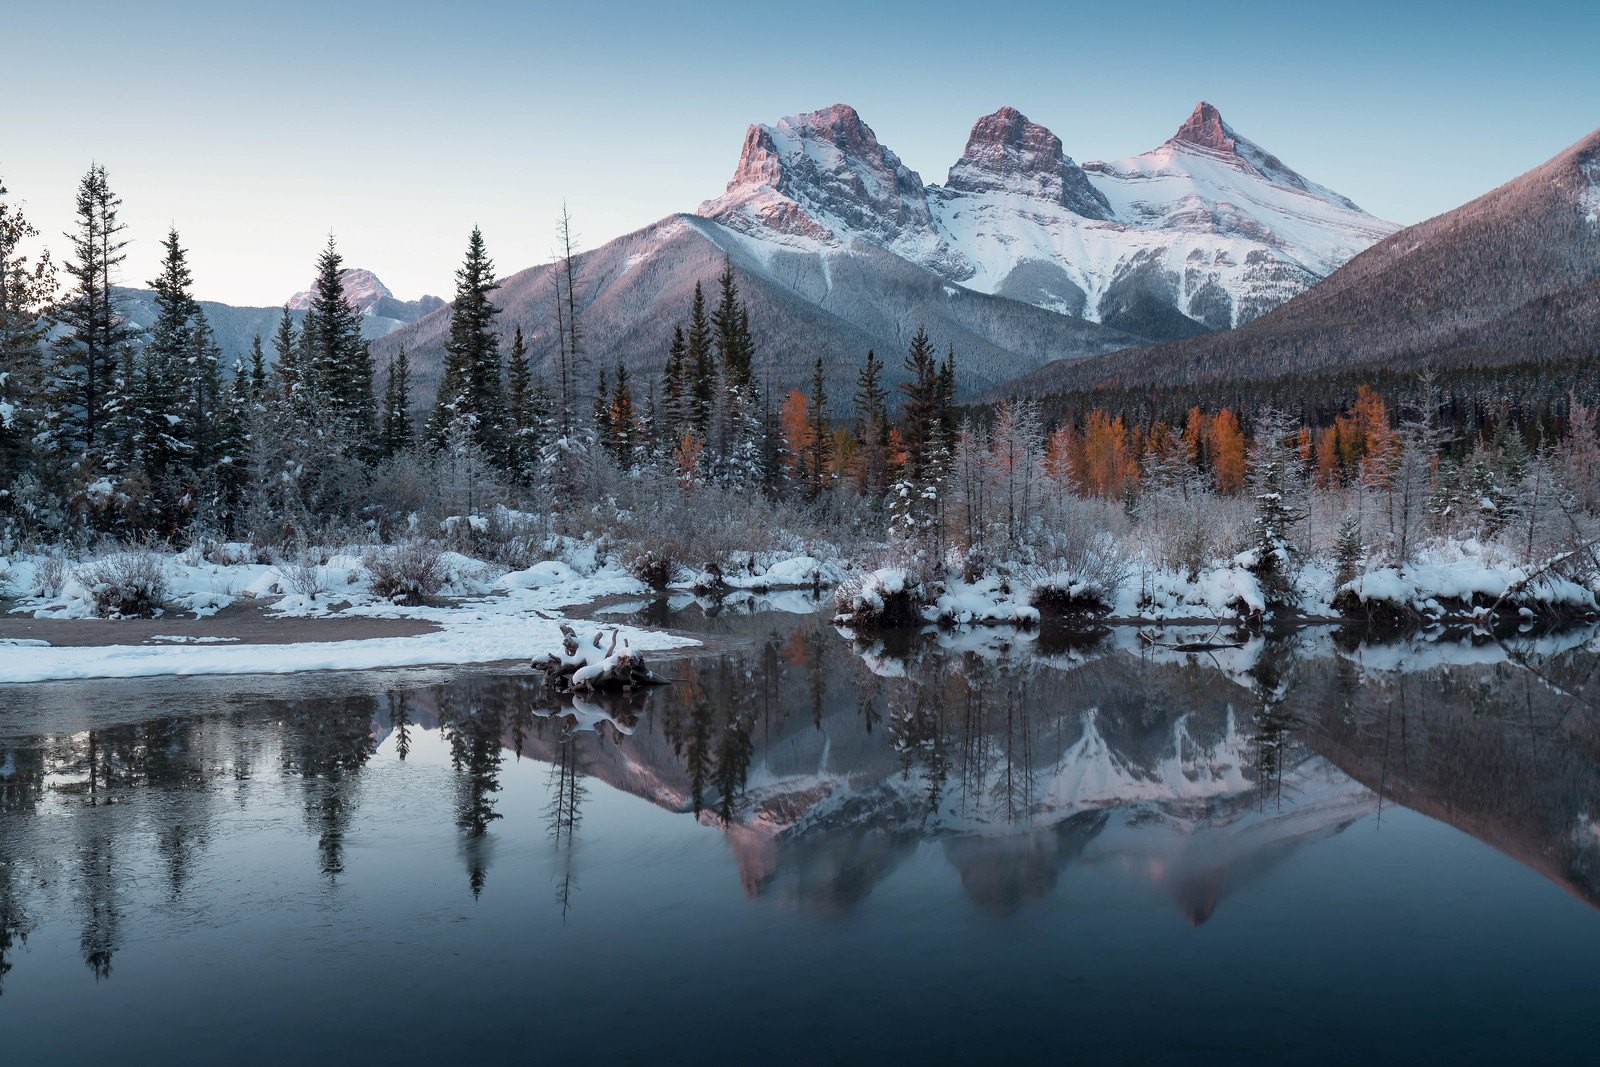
xmin=286 ymin=268 xmax=394 ymax=315
xmin=698 ymin=103 xmax=969 ymax=277
xmin=1157 ymin=101 xmax=1364 ymax=213
xmin=941 ymin=106 xmax=1112 ymax=219
xmin=696 ymin=101 xmax=1398 ymax=338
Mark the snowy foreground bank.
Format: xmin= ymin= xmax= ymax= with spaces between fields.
xmin=4 ymin=534 xmax=1597 ymax=683
xmin=0 ymin=545 xmax=716 ymax=684
xmin=834 ymin=538 xmax=1600 ymax=630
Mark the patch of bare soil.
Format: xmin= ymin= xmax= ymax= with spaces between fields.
xmin=0 ymin=597 xmax=441 ymax=648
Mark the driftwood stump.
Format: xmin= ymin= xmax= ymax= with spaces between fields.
xmin=532 ymin=624 xmax=670 ymax=692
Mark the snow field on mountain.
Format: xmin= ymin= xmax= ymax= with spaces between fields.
xmin=699 ymin=101 xmax=1399 ymax=334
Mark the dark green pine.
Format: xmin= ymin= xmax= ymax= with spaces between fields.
xmin=426 ymin=226 xmax=503 ymax=457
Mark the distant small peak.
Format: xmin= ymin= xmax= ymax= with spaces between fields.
xmin=1171 ymin=101 xmax=1235 ymax=154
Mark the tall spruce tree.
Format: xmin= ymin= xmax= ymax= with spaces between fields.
xmin=0 ymin=173 xmax=56 ymax=502
xmin=712 ymin=258 xmax=753 ymax=391
xmin=128 ymin=228 xmax=197 ymax=490
xmin=661 ymin=325 xmax=687 ymax=442
xmin=50 ymin=163 xmax=132 ymax=456
xmin=271 ymin=307 xmax=300 ymax=399
xmin=854 ymin=349 xmax=888 ymax=444
xmin=247 ymin=335 xmax=268 ymax=395
xmin=900 ymin=326 xmax=940 ymax=483
xmin=380 ymin=346 xmax=413 ymax=457
xmin=300 ymin=237 xmax=374 ymax=442
xmin=183 ymin=307 xmax=225 ymax=474
xmin=804 ymin=355 xmax=831 ymax=500
xmin=426 ymin=227 xmax=504 ymax=457
xmin=686 ymin=282 xmax=713 ymax=434
xmin=608 ymin=363 xmax=636 ymax=468
xmin=505 ymin=324 xmax=534 ymax=474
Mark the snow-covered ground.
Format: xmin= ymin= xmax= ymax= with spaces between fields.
xmin=0 ymin=544 xmax=688 ymax=683
xmin=5 ymin=529 xmax=1595 ymax=684
xmin=0 ymin=543 xmax=853 ymax=685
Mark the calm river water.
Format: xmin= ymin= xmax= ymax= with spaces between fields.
xmin=2 ymin=601 xmax=1598 ymax=1064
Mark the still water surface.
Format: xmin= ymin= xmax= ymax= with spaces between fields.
xmin=2 ymin=602 xmax=1599 ymax=1064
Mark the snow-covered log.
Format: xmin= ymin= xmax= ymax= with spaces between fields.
xmin=532 ymin=624 xmax=671 ymax=692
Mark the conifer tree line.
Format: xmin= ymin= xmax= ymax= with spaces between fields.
xmin=8 ymin=162 xmax=1597 ymax=589
xmin=0 ymin=166 xmax=970 ymax=550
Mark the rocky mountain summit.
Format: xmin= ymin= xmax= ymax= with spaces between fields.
xmin=378 ymin=100 xmax=1398 ymax=401
xmin=940 ymin=106 xmax=1112 ymax=218
xmin=286 ymin=267 xmax=444 ymax=323
xmin=699 ymin=102 xmax=1397 ymax=339
xmin=988 ymin=120 xmax=1600 ymax=396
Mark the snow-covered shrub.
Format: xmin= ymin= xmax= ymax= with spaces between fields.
xmin=202 ymin=540 xmax=252 ymax=567
xmin=33 ymin=550 xmax=70 ymax=598
xmin=441 ymin=506 xmax=546 ymax=569
xmin=1026 ymin=567 xmax=1114 ymax=617
xmin=834 ymin=567 xmax=926 ymax=628
xmin=77 ymin=548 xmax=169 ymax=617
xmin=279 ymin=546 xmax=328 ymax=598
xmin=365 ymin=540 xmax=445 ymax=604
xmin=628 ymin=546 xmax=679 ymax=590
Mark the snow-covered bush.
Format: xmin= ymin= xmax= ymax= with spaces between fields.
xmin=279 ymin=546 xmax=328 ymax=598
xmin=1026 ymin=567 xmax=1114 ymax=617
xmin=33 ymin=550 xmax=70 ymax=598
xmin=834 ymin=567 xmax=926 ymax=628
xmin=628 ymin=546 xmax=679 ymax=590
xmin=365 ymin=540 xmax=445 ymax=604
xmin=76 ymin=548 xmax=169 ymax=617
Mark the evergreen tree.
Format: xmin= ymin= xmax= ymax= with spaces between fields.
xmin=270 ymin=308 xmax=300 ymax=399
xmin=380 ymin=346 xmax=413 ymax=457
xmin=685 ymin=282 xmax=713 ymax=434
xmin=247 ymin=335 xmax=268 ymax=396
xmin=181 ymin=307 xmax=226 ymax=487
xmin=1248 ymin=407 xmax=1308 ymax=606
xmin=529 ymin=375 xmax=553 ymax=473
xmin=803 ymin=355 xmax=832 ymax=500
xmin=425 ymin=226 xmax=503 ymax=457
xmin=123 ymin=227 xmax=195 ymax=494
xmin=900 ymin=326 xmax=940 ymax=483
xmin=49 ymin=163 xmax=132 ymax=456
xmin=300 ymin=237 xmax=374 ymax=442
xmin=505 ymin=325 xmax=533 ymax=475
xmin=851 ymin=348 xmax=890 ymax=501
xmin=661 ymin=324 xmax=687 ymax=442
xmin=0 ymin=173 xmax=56 ymax=509
xmin=854 ymin=349 xmax=888 ymax=444
xmin=608 ymin=362 xmax=636 ymax=469
xmin=712 ymin=258 xmax=753 ymax=390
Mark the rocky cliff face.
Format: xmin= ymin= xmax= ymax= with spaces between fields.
xmin=699 ymin=104 xmax=969 ymax=279
xmin=942 ymin=106 xmax=1112 ymax=219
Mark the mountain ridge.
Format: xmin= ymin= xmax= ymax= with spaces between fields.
xmin=979 ymin=122 xmax=1600 ymax=400
xmin=374 ymin=100 xmax=1392 ymax=402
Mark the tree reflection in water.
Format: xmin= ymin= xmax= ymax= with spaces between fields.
xmin=0 ymin=615 xmax=1598 ymax=995
xmin=279 ymin=695 xmax=378 ymax=880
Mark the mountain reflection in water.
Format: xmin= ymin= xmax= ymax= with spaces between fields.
xmin=2 ymin=612 xmax=1599 ymax=1061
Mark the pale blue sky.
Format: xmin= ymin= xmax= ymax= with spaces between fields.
xmin=4 ymin=0 xmax=1596 ymax=305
